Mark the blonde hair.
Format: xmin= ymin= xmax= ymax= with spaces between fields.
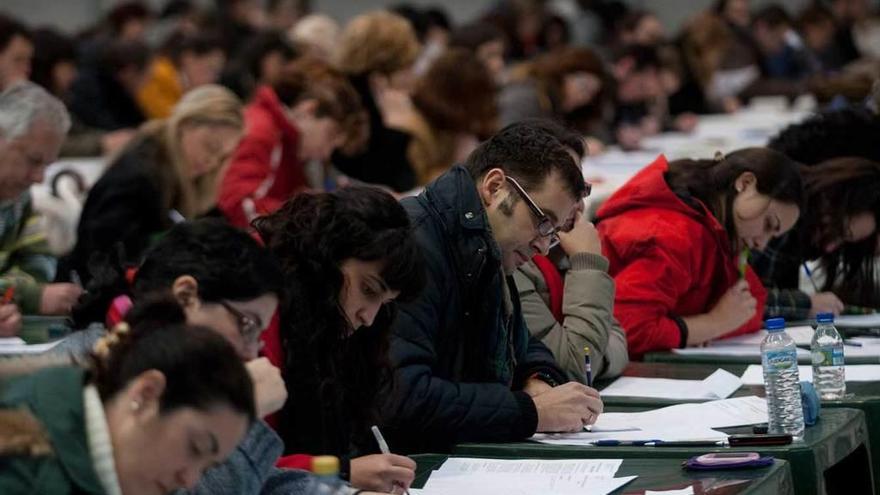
xmin=142 ymin=84 xmax=243 ymax=217
xmin=335 ymin=11 xmax=420 ymax=76
xmin=289 ymin=14 xmax=341 ymax=60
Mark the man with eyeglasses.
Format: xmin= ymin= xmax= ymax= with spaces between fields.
xmin=384 ymin=119 xmax=604 ymax=453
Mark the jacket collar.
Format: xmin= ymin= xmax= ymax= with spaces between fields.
xmin=423 ymin=166 xmax=502 ymax=261
xmin=29 ymin=367 xmax=106 ymax=494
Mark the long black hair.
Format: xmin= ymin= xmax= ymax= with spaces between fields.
xmin=665 ymin=147 xmax=804 ymax=250
xmin=252 ymin=186 xmax=424 ymax=455
xmin=801 ymin=158 xmax=880 ymax=306
xmin=72 ymin=218 xmax=283 ymax=328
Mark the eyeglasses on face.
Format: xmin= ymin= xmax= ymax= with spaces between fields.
xmin=218 ymin=300 xmax=262 ymax=344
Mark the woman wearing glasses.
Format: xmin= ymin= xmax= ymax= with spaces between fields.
xmin=595 ymin=148 xmax=802 ymax=359
xmin=253 ymin=186 xmax=425 ymax=493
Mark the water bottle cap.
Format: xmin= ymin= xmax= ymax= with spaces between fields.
xmin=311 ymin=455 xmax=340 ymax=476
xmin=816 ymin=312 xmax=834 ymax=323
xmin=765 ymin=317 xmax=786 ymax=331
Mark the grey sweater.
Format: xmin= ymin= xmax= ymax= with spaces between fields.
xmin=513 ymin=252 xmax=629 ymax=383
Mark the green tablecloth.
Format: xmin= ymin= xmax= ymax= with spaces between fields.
xmin=17 ymin=315 xmax=70 ymax=344
xmin=600 ymin=362 xmax=880 ymax=494
xmin=411 ymin=454 xmax=794 ymax=494
xmin=453 ymin=408 xmax=869 ymax=495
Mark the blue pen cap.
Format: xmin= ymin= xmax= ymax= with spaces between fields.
xmin=816 ymin=312 xmax=834 ymax=324
xmin=765 ymin=317 xmax=786 ymax=332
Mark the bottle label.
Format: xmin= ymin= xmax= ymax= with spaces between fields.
xmin=764 ymin=348 xmax=798 ymax=373
xmin=812 ymin=346 xmax=845 ymax=367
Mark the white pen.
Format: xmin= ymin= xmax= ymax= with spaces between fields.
xmin=370 ymin=425 xmax=411 ymax=495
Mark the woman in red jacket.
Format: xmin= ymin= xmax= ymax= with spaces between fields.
xmin=218 ymin=56 xmax=365 ymax=228
xmin=596 ymin=148 xmax=802 ymax=359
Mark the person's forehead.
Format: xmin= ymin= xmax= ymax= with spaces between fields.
xmin=528 ymin=173 xmax=579 ymax=221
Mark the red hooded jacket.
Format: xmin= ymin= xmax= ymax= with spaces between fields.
xmin=219 ymin=86 xmax=308 ymax=228
xmin=596 ymin=155 xmax=766 ymax=359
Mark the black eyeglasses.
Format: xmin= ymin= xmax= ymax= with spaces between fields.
xmin=505 ymin=176 xmax=561 ymax=248
xmin=219 ymin=300 xmax=262 ymax=344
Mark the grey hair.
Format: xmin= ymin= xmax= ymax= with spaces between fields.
xmin=0 ymin=81 xmax=71 ymax=141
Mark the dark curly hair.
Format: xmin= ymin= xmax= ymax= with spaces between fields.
xmin=252 ymin=186 xmax=425 ymax=455
xmin=72 ymin=218 xmax=283 ymax=328
xmin=768 ymin=107 xmax=880 ymax=164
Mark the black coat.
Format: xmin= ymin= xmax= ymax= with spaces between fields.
xmin=68 ymin=68 xmax=144 ymax=131
xmin=382 ymin=166 xmax=566 ymax=453
xmin=60 ymin=134 xmax=173 ymax=285
xmin=331 ymin=75 xmax=416 ymax=193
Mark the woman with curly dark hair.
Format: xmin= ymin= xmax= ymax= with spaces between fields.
xmin=253 ymin=186 xmax=425 ymax=493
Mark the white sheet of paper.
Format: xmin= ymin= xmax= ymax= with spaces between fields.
xmin=834 ymin=314 xmax=880 ymax=328
xmin=844 ymin=337 xmax=880 ymax=346
xmin=646 ymin=487 xmax=695 ymax=495
xmin=533 ymin=426 xmax=727 ymax=446
xmin=740 ymin=364 xmax=880 ymax=385
xmin=416 ymin=458 xmax=634 ymax=495
xmin=600 ymin=369 xmax=742 ymax=400
xmin=434 ymin=458 xmax=623 ymax=479
xmin=0 ymin=340 xmax=62 ymax=355
xmin=0 ymin=337 xmax=27 ymax=345
xmin=837 ymin=344 xmax=880 ymax=357
xmin=413 ymin=475 xmax=637 ymax=495
xmin=593 ymin=396 xmax=768 ymax=432
xmin=712 ymin=326 xmax=815 ymax=347
xmin=672 ymin=345 xmax=810 ymax=358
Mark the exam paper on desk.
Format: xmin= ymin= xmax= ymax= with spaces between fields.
xmin=411 ymin=475 xmax=637 ymax=495
xmin=533 ymin=426 xmax=728 ymax=446
xmin=711 ymin=326 xmax=815 ymax=347
xmin=740 ymin=364 xmax=880 ymax=385
xmin=413 ymin=458 xmax=636 ymax=495
xmin=600 ymin=369 xmax=742 ymax=400
xmin=672 ymin=345 xmax=811 ymax=358
xmin=835 ymin=314 xmax=880 ymax=328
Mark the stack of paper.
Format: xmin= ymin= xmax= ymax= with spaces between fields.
xmin=600 ymin=369 xmax=742 ymax=400
xmin=835 ymin=314 xmax=880 ymax=328
xmin=672 ymin=346 xmax=810 ymax=358
xmin=532 ymin=396 xmax=767 ymax=446
xmin=740 ymin=364 xmax=880 ymax=385
xmin=712 ymin=326 xmax=815 ymax=346
xmin=411 ymin=458 xmax=636 ymax=495
xmin=0 ymin=337 xmax=61 ymax=355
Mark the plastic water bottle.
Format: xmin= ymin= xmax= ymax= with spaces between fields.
xmin=761 ymin=318 xmax=805 ymax=439
xmin=306 ymin=456 xmax=350 ymax=495
xmin=811 ymin=312 xmax=846 ymax=400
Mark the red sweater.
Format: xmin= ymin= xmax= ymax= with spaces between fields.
xmin=596 ymin=155 xmax=767 ymax=359
xmin=219 ymin=86 xmax=308 ymax=228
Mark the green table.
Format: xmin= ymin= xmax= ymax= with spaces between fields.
xmin=453 ymin=408 xmax=869 ymax=495
xmin=18 ymin=315 xmax=70 ymax=344
xmin=600 ymin=362 xmax=880 ymax=494
xmin=412 ymin=454 xmax=794 ymax=494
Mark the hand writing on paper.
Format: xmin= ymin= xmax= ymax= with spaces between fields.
xmin=534 ymin=382 xmax=604 ymax=433
xmin=709 ymin=279 xmax=757 ymax=332
xmin=0 ymin=303 xmax=21 ymax=337
xmin=246 ymin=357 xmax=288 ymax=418
xmin=809 ymin=292 xmax=844 ymax=317
xmin=351 ymin=454 xmax=416 ymax=492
